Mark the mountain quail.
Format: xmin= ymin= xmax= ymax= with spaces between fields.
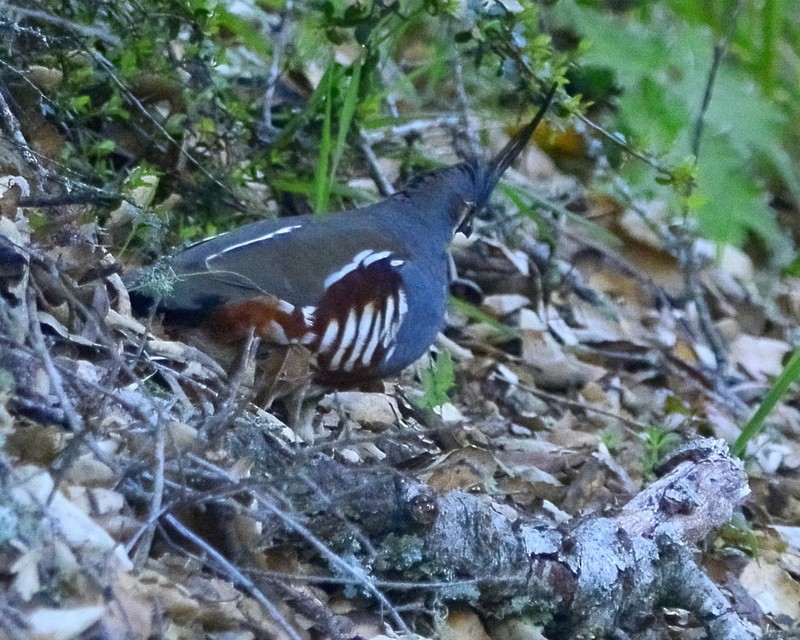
xmin=127 ymin=86 xmax=556 ymax=388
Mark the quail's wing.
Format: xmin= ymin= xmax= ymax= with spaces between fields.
xmin=161 ymin=207 xmax=409 ymax=313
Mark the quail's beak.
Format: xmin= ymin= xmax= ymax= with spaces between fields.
xmin=455 ymin=201 xmax=477 ymax=237
xmin=456 ymin=217 xmax=472 ymax=237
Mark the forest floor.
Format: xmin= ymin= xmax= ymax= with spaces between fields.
xmin=2 ymin=104 xmax=800 ymax=640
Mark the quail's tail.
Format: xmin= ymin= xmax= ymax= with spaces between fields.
xmin=480 ymin=83 xmax=558 ymax=204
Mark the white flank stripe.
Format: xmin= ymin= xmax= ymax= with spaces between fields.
xmin=206 ymin=225 xmax=301 ymax=265
xmin=343 ymin=303 xmax=374 ymax=371
xmin=397 ymin=289 xmax=408 ymax=322
xmin=268 ymin=320 xmax=289 ymax=344
xmin=383 ymin=343 xmax=396 ymax=365
xmin=362 ymin=250 xmax=392 ymax=266
xmin=276 ymin=298 xmax=295 ymax=314
xmin=301 ymin=306 xmax=315 ymax=326
xmin=361 ymin=309 xmax=383 ymax=367
xmin=390 ymin=259 xmax=404 ymax=267
xmin=384 ymin=293 xmax=395 ymax=323
xmin=385 ymin=290 xmax=408 ymax=346
xmin=318 ymin=319 xmax=339 ymax=353
xmin=329 ymin=308 xmax=358 ymax=370
xmin=329 ymin=344 xmax=346 ymax=371
xmin=339 ymin=308 xmax=358 ymax=351
xmin=324 ymin=249 xmax=372 ymax=288
xmin=381 ymin=294 xmax=396 ymax=347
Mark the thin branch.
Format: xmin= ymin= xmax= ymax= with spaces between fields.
xmin=163 ymin=514 xmax=304 ymax=640
xmin=361 ymin=116 xmax=462 ymax=144
xmin=251 ymin=491 xmax=412 ymax=635
xmin=130 ymin=416 xmax=166 ymax=569
xmin=6 ymin=4 xmax=122 ymax=46
xmin=576 ymin=113 xmax=667 ymax=174
xmin=452 ymin=56 xmax=481 ymax=159
xmin=0 ymin=84 xmax=48 ymax=179
xmin=358 ymin=128 xmax=395 ymax=197
xmin=692 ymin=43 xmax=725 ymax=159
xmin=91 ymin=51 xmax=238 ymax=202
xmin=498 ymin=373 xmax=650 ymax=433
xmin=249 ymin=567 xmax=511 ymax=593
xmin=681 ymin=0 xmax=745 ymax=376
xmin=25 ymin=290 xmax=83 ymax=434
xmin=691 ymin=0 xmax=745 ymax=159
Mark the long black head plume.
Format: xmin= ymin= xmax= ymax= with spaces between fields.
xmin=452 ymin=83 xmax=557 ymax=236
xmin=485 ymin=83 xmax=558 ymax=192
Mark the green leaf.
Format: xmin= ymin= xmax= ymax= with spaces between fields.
xmin=90 ymin=139 xmax=116 ymax=155
xmin=214 ymin=8 xmax=273 ymax=58
xmin=68 ymin=95 xmax=91 ymax=114
xmin=553 ymin=0 xmax=788 ymax=253
xmin=694 ymin=133 xmax=778 ymax=247
xmin=413 ymin=351 xmax=456 ymax=410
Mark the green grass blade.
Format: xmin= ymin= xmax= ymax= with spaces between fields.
xmin=329 ymin=57 xmax=362 ymax=191
xmin=732 ymin=349 xmax=800 ymax=458
xmin=313 ymin=67 xmax=335 ymax=214
xmin=449 ymin=297 xmax=519 ymax=342
xmin=313 ymin=58 xmax=362 ymax=214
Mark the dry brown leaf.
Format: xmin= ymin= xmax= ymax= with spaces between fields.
xmin=489 ymin=617 xmax=547 ymax=640
xmin=27 ymin=605 xmax=105 ymax=640
xmin=481 ymin=293 xmax=530 ymax=317
xmin=426 ymin=446 xmax=498 ymax=492
xmin=10 ymin=466 xmax=126 ymax=558
xmin=319 ymin=392 xmax=399 ymax=430
xmin=739 ymin=560 xmax=800 ymax=620
xmin=730 ymin=333 xmax=791 ymax=380
xmin=480 ymin=237 xmax=530 ymax=277
xmin=11 ymin=548 xmax=42 ymax=601
xmin=61 ymin=454 xmax=116 ymax=486
xmin=442 ymin=607 xmax=492 ymax=640
xmin=703 ymin=402 xmax=741 ymax=443
xmin=520 ymin=326 xmax=606 ymax=390
xmin=547 ymin=412 xmax=602 ymax=450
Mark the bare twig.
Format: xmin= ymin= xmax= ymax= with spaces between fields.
xmin=163 ymin=513 xmax=305 ymax=640
xmin=679 ymin=1 xmax=745 ymax=377
xmin=297 ymin=470 xmax=379 ymax=557
xmin=5 ymin=4 xmax=122 ymax=46
xmin=25 ymin=290 xmax=83 ymax=434
xmin=358 ymin=128 xmax=395 ymax=197
xmin=361 ymin=116 xmax=462 ymax=144
xmin=262 ymin=578 xmax=353 ymax=640
xmin=248 ymin=567 xmax=487 ymax=592
xmin=130 ymin=416 xmax=166 ymax=569
xmin=0 ymin=600 xmax=28 ymax=640
xmin=251 ymin=490 xmax=412 ymax=635
xmin=91 ymin=51 xmax=238 ymax=202
xmin=0 ymin=84 xmax=48 ymax=180
xmin=452 ymin=57 xmax=481 ymax=159
xmin=259 ymin=9 xmax=294 ymax=143
xmin=576 ymin=113 xmax=667 ymax=174
xmin=691 ymin=0 xmax=744 ymax=159
xmin=497 ymin=373 xmax=650 ymax=433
